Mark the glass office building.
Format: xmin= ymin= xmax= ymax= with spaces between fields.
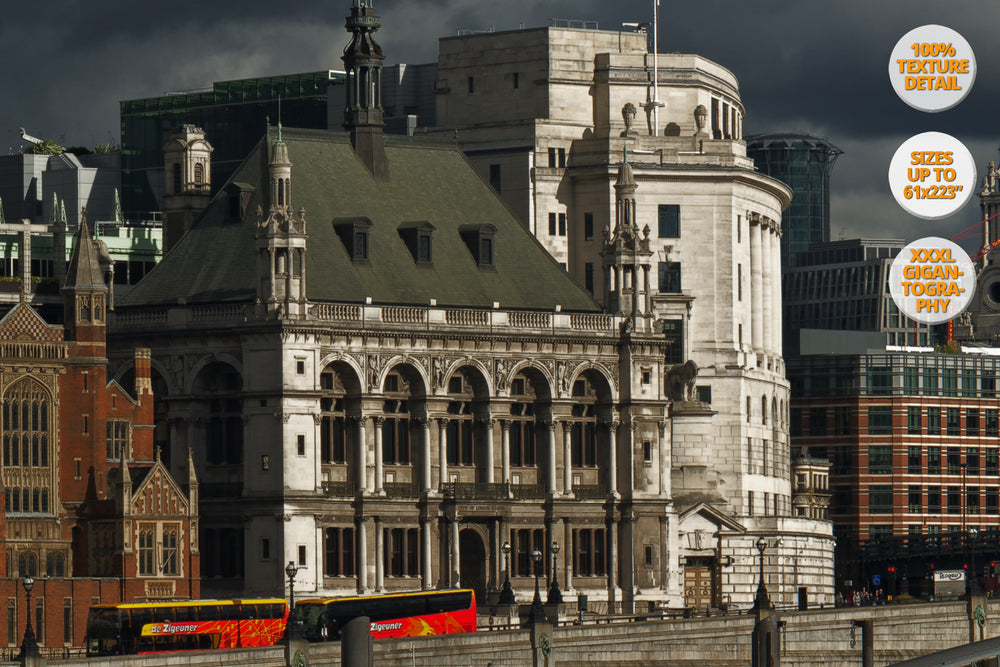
xmin=746 ymin=134 xmax=842 ymax=268
xmin=120 ymin=71 xmax=345 ymax=216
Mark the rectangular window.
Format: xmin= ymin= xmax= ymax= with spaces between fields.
xmin=904 ymin=367 xmax=919 ymax=394
xmin=928 ymin=486 xmax=941 ymax=513
xmin=988 ymin=409 xmax=999 ymax=437
xmin=297 ymin=434 xmax=306 ymax=456
xmin=985 ymin=374 xmax=997 ymax=398
xmin=988 ymin=488 xmax=999 ymax=515
xmin=558 ymin=213 xmax=567 ymax=236
xmin=947 ymin=447 xmax=961 ymax=474
xmin=868 ymin=366 xmax=891 ymax=396
xmin=548 ymin=147 xmax=556 ymax=167
xmin=923 ymin=367 xmax=938 ymax=396
xmin=138 ymin=527 xmax=155 ymax=576
xmin=162 ymin=528 xmax=178 ymax=576
xmin=513 ymin=528 xmax=545 ymax=577
xmin=908 ymin=485 xmax=921 ymax=513
xmin=868 ymin=485 xmax=893 ymax=514
xmin=298 ymin=544 xmax=307 ymax=566
xmin=988 ymin=448 xmax=999 ymax=476
xmin=489 ymin=164 xmax=501 ymax=193
xmin=807 ymin=407 xmax=826 ymax=435
xmin=35 ymin=601 xmax=43 ymax=645
xmin=942 ymin=368 xmax=957 ymax=396
xmin=324 ymin=527 xmax=356 ymax=576
xmin=968 ymin=409 xmax=981 ymax=437
xmin=658 ymin=262 xmax=681 ymax=293
xmin=384 ymin=528 xmax=420 ymax=577
xmin=584 ymin=213 xmax=595 ymax=240
xmin=548 ymin=212 xmax=556 ymax=236
xmin=968 ymin=486 xmax=980 ymax=515
xmin=572 ymin=528 xmax=607 ymax=577
xmin=63 ymin=598 xmax=72 ymax=645
xmin=907 ymin=406 xmax=921 ymax=434
xmin=558 ymin=148 xmax=566 ymax=168
xmin=7 ymin=599 xmax=14 ymax=646
xmin=262 ymin=538 xmax=271 ymax=560
xmin=927 ymin=447 xmax=941 ymax=474
xmin=106 ymin=421 xmax=129 ymax=461
xmin=835 ymin=407 xmax=851 ymax=435
xmin=584 ymin=263 xmax=594 ymax=294
xmin=737 ymin=264 xmax=743 ymax=301
xmin=907 ymin=446 xmax=922 ymax=474
xmin=658 ymin=204 xmax=680 ymax=238
xmin=867 ymin=406 xmax=892 ymax=435
xmin=868 ymin=445 xmax=892 ymax=474
xmin=927 ymin=407 xmax=941 ymax=435
xmin=947 ymin=486 xmax=961 ymax=514
xmin=946 ymin=408 xmax=960 ymax=436
xmin=968 ymin=447 xmax=981 ymax=475
xmin=962 ymin=369 xmax=977 ymax=397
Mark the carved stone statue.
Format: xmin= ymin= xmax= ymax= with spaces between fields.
xmin=621 ymin=103 xmax=638 ymax=136
xmin=694 ymin=105 xmax=708 ymax=135
xmin=665 ymin=359 xmax=699 ymax=402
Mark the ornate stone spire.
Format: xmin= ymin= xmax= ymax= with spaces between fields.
xmin=342 ymin=0 xmax=388 ymax=178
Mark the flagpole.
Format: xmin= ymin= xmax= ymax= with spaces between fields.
xmin=652 ymin=0 xmax=660 ymax=135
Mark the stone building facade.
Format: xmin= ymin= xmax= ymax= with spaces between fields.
xmin=107 ymin=2 xmax=834 ymax=613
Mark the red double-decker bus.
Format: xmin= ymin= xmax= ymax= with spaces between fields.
xmin=295 ymin=589 xmax=477 ymax=641
xmin=84 ymin=598 xmax=288 ymax=656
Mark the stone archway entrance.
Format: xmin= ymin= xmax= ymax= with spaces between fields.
xmin=459 ymin=529 xmax=487 ymax=602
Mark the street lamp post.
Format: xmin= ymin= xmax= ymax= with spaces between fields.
xmin=547 ymin=541 xmax=563 ymax=605
xmin=969 ymin=527 xmax=980 ymax=595
xmin=530 ymin=548 xmax=544 ymax=623
xmin=499 ymin=541 xmax=516 ymax=605
xmin=753 ymin=537 xmax=772 ymax=611
xmin=17 ymin=575 xmax=39 ymax=659
xmin=285 ymin=561 xmax=300 ymax=640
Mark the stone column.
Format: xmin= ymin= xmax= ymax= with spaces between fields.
xmin=483 ymin=417 xmax=495 ymax=484
xmin=659 ymin=516 xmax=668 ymax=591
xmin=421 ymin=418 xmax=432 ymax=492
xmin=421 ymin=517 xmax=432 ymax=590
xmin=658 ymin=420 xmax=670 ymax=497
xmin=354 ymin=416 xmax=369 ymax=494
xmin=564 ymin=517 xmax=574 ymax=593
xmin=373 ymin=416 xmax=385 ymax=494
xmin=357 ymin=517 xmax=368 ymax=593
xmin=451 ymin=517 xmax=461 ymax=588
xmin=605 ymin=419 xmax=618 ymax=496
xmin=643 ymin=264 xmax=651 ymax=316
xmin=563 ymin=420 xmax=574 ymax=495
xmin=545 ymin=419 xmax=557 ymax=495
xmin=501 ymin=420 xmax=511 ymax=484
xmin=761 ymin=218 xmax=773 ymax=355
xmin=770 ymin=225 xmax=783 ymax=356
xmin=749 ymin=215 xmax=763 ymax=351
xmin=438 ymin=417 xmax=449 ymax=489
xmin=374 ymin=516 xmax=384 ymax=591
xmin=608 ymin=517 xmax=619 ymax=612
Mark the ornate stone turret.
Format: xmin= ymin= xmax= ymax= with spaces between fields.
xmin=62 ymin=209 xmax=108 ymax=344
xmin=163 ymin=124 xmax=214 ymax=252
xmin=342 ymin=0 xmax=388 ymax=178
xmin=602 ymin=148 xmax=653 ymax=320
xmin=255 ymin=127 xmax=308 ymax=320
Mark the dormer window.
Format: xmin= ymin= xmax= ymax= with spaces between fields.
xmin=398 ymin=221 xmax=435 ymax=265
xmin=333 ymin=217 xmax=374 ymax=262
xmin=459 ymin=223 xmax=497 ymax=269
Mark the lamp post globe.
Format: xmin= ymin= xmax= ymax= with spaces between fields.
xmin=548 ymin=541 xmax=563 ymax=605
xmin=499 ymin=541 xmax=515 ymax=605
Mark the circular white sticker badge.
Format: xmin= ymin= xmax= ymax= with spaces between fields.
xmin=888 ymin=132 xmax=976 ymax=220
xmin=889 ymin=236 xmax=975 ymax=325
xmin=889 ymin=24 xmax=976 ymax=112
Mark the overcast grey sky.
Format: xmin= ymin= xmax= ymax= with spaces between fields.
xmin=3 ymin=0 xmax=1000 ymax=247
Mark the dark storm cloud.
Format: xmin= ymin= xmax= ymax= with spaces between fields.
xmin=4 ymin=0 xmax=1000 ymax=247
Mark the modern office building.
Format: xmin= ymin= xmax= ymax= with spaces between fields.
xmin=746 ymin=134 xmax=842 ymax=268
xmin=120 ymin=71 xmax=344 ymax=217
xmin=782 ymin=238 xmax=936 ymax=357
xmin=106 ymin=2 xmax=835 ymax=615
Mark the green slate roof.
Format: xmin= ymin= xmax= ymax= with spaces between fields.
xmin=119 ymin=128 xmax=600 ymax=313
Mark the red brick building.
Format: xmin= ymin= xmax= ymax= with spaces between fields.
xmin=790 ymin=349 xmax=1000 ymax=598
xmin=0 ymin=217 xmax=198 ymax=652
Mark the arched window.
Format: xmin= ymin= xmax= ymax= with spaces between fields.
xmin=509 ymin=375 xmax=537 ymax=467
xmin=3 ymin=380 xmax=51 ymax=469
xmin=446 ymin=373 xmax=474 ymax=466
xmin=571 ymin=377 xmax=598 ymax=468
